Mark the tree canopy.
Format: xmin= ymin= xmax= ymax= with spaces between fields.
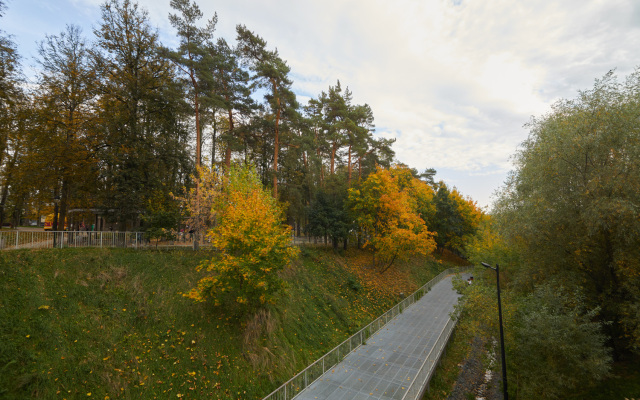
xmin=0 ymin=0 xmax=481 ymax=270
xmin=492 ymin=69 xmax=640 ymax=355
xmin=184 ymin=164 xmax=298 ymax=312
xmin=348 ymin=164 xmax=437 ymax=272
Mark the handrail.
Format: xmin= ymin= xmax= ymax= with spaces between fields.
xmin=0 ymin=231 xmax=145 ymax=250
xmin=401 ymin=304 xmax=461 ymax=399
xmin=261 ymin=267 xmax=466 ymax=400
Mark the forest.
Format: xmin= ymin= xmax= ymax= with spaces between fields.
xmin=0 ymin=0 xmax=481 ymax=245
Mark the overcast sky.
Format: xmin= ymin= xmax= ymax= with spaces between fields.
xmin=4 ymin=0 xmax=640 ymax=209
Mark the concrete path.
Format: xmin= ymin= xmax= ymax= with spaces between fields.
xmin=294 ymin=274 xmax=467 ymax=400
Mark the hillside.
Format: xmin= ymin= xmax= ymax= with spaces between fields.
xmin=0 ymin=247 xmax=463 ymax=399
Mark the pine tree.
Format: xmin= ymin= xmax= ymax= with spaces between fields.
xmin=167 ymin=0 xmax=217 ymax=168
xmin=236 ymin=25 xmax=298 ymax=199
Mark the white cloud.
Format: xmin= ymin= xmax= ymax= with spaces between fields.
xmin=6 ymin=0 xmax=640 ymax=208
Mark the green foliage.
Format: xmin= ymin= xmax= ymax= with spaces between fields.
xmin=1 ymin=0 xmax=489 ymax=243
xmin=454 ymin=271 xmax=612 ymax=400
xmin=236 ymin=24 xmax=299 ymax=198
xmin=306 ymin=187 xmax=350 ymax=249
xmin=93 ymin=0 xmax=193 ymax=228
xmin=566 ymin=357 xmax=640 ymax=400
xmin=142 ymin=210 xmax=179 ymax=246
xmin=494 ymin=69 xmax=640 ymax=354
xmin=508 ymin=284 xmax=612 ymax=399
xmin=465 ymin=217 xmax=521 ymax=280
xmin=166 ymin=0 xmax=218 ymax=167
xmin=432 ymin=182 xmax=482 ymax=255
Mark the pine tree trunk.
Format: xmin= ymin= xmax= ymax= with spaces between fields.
xmin=330 ymin=142 xmax=337 ymax=175
xmin=194 ymin=85 xmax=201 ymax=167
xmin=58 ymin=178 xmax=69 ymax=232
xmin=225 ymin=96 xmax=234 ymax=169
xmin=272 ymin=79 xmax=280 ymax=199
xmin=348 ymin=145 xmax=352 ymax=186
xmin=211 ymin=115 xmax=217 ymax=169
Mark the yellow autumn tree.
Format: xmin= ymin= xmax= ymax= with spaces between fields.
xmin=348 ymin=165 xmax=436 ymax=272
xmin=185 ymin=164 xmax=298 ymax=312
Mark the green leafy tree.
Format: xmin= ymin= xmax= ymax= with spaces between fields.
xmin=0 ymin=99 xmax=31 ymax=228
xmin=0 ymin=0 xmax=19 ymax=116
xmin=508 ymin=285 xmax=611 ymax=399
xmin=92 ymin=0 xmax=192 ymax=229
xmin=206 ymin=38 xmax=255 ymax=168
xmin=142 ymin=190 xmax=181 ymax=248
xmin=0 ymin=0 xmax=25 ymax=227
xmin=494 ymin=69 xmax=640 ymax=355
xmin=185 ymin=164 xmax=298 ymax=313
xmin=432 ymin=181 xmax=482 ymax=255
xmin=306 ymin=186 xmax=350 ymax=249
xmin=34 ymin=24 xmax=98 ymax=231
xmin=143 ymin=210 xmax=179 ymax=248
xmin=456 ymin=275 xmax=611 ymax=400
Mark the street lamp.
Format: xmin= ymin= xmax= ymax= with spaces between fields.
xmin=482 ymin=262 xmax=508 ymax=400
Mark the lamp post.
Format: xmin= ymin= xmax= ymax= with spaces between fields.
xmin=482 ymin=262 xmax=508 ymax=400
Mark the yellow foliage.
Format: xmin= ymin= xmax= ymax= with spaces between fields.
xmin=184 ymin=165 xmax=298 ymax=312
xmin=349 ymin=165 xmax=436 ymax=272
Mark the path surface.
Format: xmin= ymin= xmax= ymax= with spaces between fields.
xmin=294 ymin=274 xmax=467 ymax=400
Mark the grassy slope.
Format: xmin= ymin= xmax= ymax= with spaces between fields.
xmin=0 ymin=246 xmax=455 ymax=399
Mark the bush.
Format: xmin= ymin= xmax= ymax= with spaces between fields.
xmin=184 ymin=164 xmax=298 ymax=314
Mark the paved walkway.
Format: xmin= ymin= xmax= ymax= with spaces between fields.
xmin=294 ymin=274 xmax=467 ymax=400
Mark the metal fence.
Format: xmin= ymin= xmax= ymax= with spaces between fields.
xmin=262 ymin=267 xmax=464 ymax=400
xmin=401 ymin=306 xmax=461 ymax=399
xmin=0 ymin=231 xmax=145 ymax=250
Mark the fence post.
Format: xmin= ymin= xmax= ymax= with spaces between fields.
xmin=16 ymin=231 xmax=19 ymax=248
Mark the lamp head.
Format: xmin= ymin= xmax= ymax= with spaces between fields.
xmin=481 ymin=262 xmax=496 ymax=270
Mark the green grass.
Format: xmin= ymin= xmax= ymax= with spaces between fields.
xmin=0 ymin=246 xmax=451 ymax=399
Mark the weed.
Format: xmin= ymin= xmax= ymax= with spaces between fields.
xmin=347 ymin=276 xmax=362 ymax=292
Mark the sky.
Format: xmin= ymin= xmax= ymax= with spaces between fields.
xmin=4 ymin=0 xmax=640 ymax=209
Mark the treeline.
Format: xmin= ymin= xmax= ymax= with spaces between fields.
xmin=464 ymin=69 xmax=640 ymax=399
xmin=0 ymin=0 xmax=482 ymax=256
xmin=0 ymin=0 xmax=398 ymax=231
